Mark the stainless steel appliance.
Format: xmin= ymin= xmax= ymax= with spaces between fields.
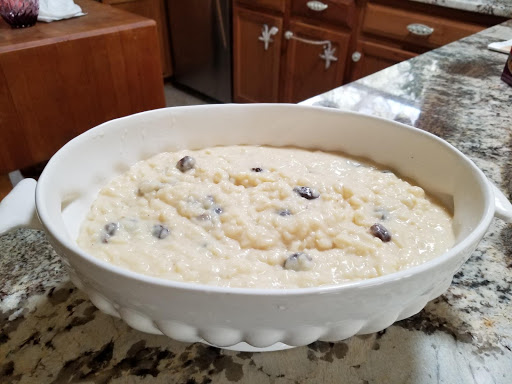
xmin=168 ymin=0 xmax=232 ymax=103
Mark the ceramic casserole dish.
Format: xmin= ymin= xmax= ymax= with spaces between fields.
xmin=1 ymin=104 xmax=511 ymax=352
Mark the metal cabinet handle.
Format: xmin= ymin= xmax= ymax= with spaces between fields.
xmin=307 ymin=1 xmax=328 ymax=12
xmin=285 ymin=31 xmax=337 ymax=69
xmin=351 ymin=51 xmax=361 ymax=62
xmin=407 ymin=23 xmax=434 ymax=36
xmin=258 ymin=24 xmax=279 ymax=50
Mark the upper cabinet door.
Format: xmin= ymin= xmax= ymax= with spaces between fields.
xmin=282 ymin=21 xmax=349 ymax=103
xmin=233 ymin=7 xmax=283 ymax=103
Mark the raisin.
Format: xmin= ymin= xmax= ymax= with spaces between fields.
xmin=251 ymin=167 xmax=263 ymax=172
xmin=370 ymin=223 xmax=391 ymax=242
xmin=176 ymin=156 xmax=196 ymax=172
xmin=283 ymin=252 xmax=313 ymax=271
xmin=214 ymin=207 xmax=223 ymax=215
xmin=101 ymin=222 xmax=119 ymax=243
xmin=293 ymin=186 xmax=319 ymax=200
xmin=105 ymin=222 xmax=118 ymax=236
xmin=152 ymin=224 xmax=170 ymax=239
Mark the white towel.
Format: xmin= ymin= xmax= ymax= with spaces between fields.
xmin=38 ymin=0 xmax=86 ymax=23
xmin=487 ymin=39 xmax=512 ymax=54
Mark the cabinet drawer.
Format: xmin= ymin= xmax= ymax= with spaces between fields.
xmin=291 ymin=0 xmax=356 ymax=28
xmin=362 ymin=3 xmax=484 ymax=49
xmin=235 ymin=0 xmax=286 ymax=13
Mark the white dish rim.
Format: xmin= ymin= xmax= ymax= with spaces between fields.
xmin=35 ymin=104 xmax=496 ymax=296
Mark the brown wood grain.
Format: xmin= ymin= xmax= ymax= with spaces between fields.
xmin=234 ymin=0 xmax=286 ymax=14
xmin=0 ymin=173 xmax=12 ymax=202
xmin=233 ymin=0 xmax=505 ymax=105
xmin=348 ymin=39 xmax=417 ymax=82
xmin=0 ymin=0 xmax=153 ymax=52
xmin=0 ymin=0 xmax=165 ymax=173
xmin=233 ymin=6 xmax=283 ymax=103
xmin=291 ymin=0 xmax=356 ymax=29
xmin=104 ymin=0 xmax=173 ymax=77
xmin=282 ymin=20 xmax=349 ymax=103
xmin=370 ymin=0 xmax=507 ymax=27
xmin=362 ymin=2 xmax=484 ymax=50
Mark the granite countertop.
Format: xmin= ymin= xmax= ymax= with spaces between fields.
xmin=2 ymin=21 xmax=512 ymax=384
xmin=409 ymin=0 xmax=512 ymax=17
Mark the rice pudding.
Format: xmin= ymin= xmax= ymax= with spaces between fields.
xmin=77 ymin=145 xmax=454 ymax=289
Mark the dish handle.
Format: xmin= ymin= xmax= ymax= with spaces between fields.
xmin=490 ymin=180 xmax=512 ymax=222
xmin=0 ymin=178 xmax=43 ymax=235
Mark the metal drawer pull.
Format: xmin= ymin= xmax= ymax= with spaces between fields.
xmin=407 ymin=23 xmax=434 ymax=36
xmin=351 ymin=51 xmax=361 ymax=62
xmin=307 ymin=1 xmax=328 ymax=12
xmin=285 ymin=31 xmax=337 ymax=69
xmin=259 ymin=24 xmax=279 ymax=51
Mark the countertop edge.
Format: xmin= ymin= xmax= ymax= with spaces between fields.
xmin=407 ymin=0 xmax=512 ymax=17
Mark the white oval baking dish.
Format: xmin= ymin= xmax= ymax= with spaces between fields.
xmin=1 ymin=104 xmax=511 ymax=352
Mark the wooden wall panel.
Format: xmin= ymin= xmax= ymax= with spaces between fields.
xmin=0 ymin=0 xmax=165 ymax=173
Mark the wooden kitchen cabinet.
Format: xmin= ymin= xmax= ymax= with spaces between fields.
xmin=346 ymin=0 xmax=507 ymax=81
xmin=362 ymin=2 xmax=484 ymax=51
xmin=233 ymin=0 xmax=354 ymax=103
xmin=291 ymin=0 xmax=356 ymax=29
xmin=233 ymin=0 xmax=506 ymax=103
xmin=0 ymin=0 xmax=165 ymax=173
xmin=236 ymin=0 xmax=286 ymax=13
xmin=282 ymin=21 xmax=349 ymax=103
xmin=233 ymin=7 xmax=283 ymax=103
xmin=103 ymin=0 xmax=173 ymax=77
xmin=349 ymin=40 xmax=416 ymax=82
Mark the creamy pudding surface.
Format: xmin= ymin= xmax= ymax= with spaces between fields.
xmin=77 ymin=146 xmax=454 ymax=289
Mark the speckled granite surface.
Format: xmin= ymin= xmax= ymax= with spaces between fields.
xmin=408 ymin=0 xmax=512 ymax=17
xmin=1 ymin=21 xmax=512 ymax=384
